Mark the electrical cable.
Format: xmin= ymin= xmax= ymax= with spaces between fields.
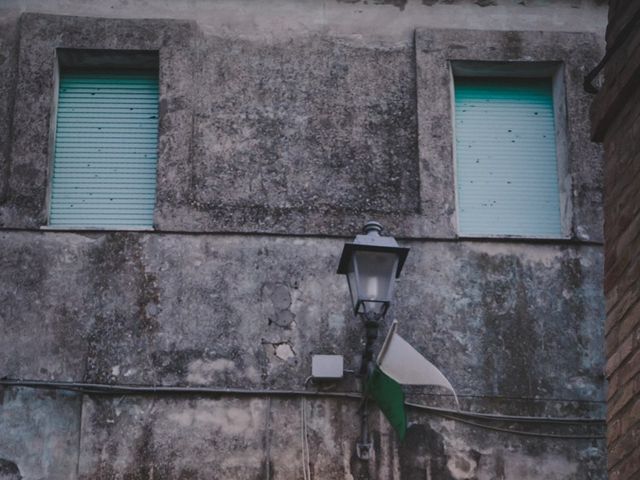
xmin=0 ymin=378 xmax=603 ymax=424
xmin=0 ymin=378 xmax=365 ymax=399
xmin=303 ymin=398 xmax=311 ymax=480
xmin=404 ymin=401 xmax=604 ymax=425
xmin=404 ymin=391 xmax=605 ymax=405
xmin=436 ymin=414 xmax=605 ymax=440
xmin=0 ymin=378 xmax=605 ymax=439
xmin=300 ymin=398 xmax=309 ymax=480
xmin=264 ymin=397 xmax=272 ymax=480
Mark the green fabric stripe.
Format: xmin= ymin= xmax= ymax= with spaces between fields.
xmin=366 ymin=366 xmax=407 ymax=441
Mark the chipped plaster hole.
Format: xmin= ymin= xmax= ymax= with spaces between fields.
xmin=274 ymin=342 xmax=296 ymax=361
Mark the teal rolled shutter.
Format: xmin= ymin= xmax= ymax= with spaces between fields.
xmin=454 ymin=78 xmax=562 ymax=237
xmin=50 ymin=70 xmax=159 ymax=228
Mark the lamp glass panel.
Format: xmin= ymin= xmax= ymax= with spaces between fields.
xmin=353 ymin=250 xmax=399 ymax=309
xmin=346 ymin=255 xmax=360 ymax=312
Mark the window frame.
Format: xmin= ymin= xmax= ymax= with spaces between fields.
xmin=414 ymin=29 xmax=603 ymax=242
xmin=450 ymin=61 xmax=572 ymax=239
xmin=43 ymin=48 xmax=160 ymax=231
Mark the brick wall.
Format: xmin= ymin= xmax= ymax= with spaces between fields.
xmin=591 ymin=1 xmax=640 ymax=479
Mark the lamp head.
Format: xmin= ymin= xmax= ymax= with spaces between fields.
xmin=337 ymin=221 xmax=409 ymax=316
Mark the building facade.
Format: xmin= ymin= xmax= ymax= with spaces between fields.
xmin=0 ymin=1 xmax=608 ymax=478
xmin=590 ymin=1 xmax=640 ymax=479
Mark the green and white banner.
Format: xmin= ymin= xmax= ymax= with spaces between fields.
xmin=367 ymin=320 xmax=458 ymax=440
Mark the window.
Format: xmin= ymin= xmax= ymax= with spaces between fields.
xmin=48 ymin=51 xmax=159 ymax=229
xmin=453 ymin=74 xmax=564 ymax=238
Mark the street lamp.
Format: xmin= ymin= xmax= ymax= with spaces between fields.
xmin=337 ymin=221 xmax=409 ymax=317
xmin=337 ymin=221 xmax=409 ymax=459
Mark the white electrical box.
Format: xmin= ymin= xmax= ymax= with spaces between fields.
xmin=312 ymin=355 xmax=344 ymax=379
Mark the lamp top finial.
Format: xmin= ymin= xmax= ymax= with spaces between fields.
xmin=363 ymin=221 xmax=383 ymax=235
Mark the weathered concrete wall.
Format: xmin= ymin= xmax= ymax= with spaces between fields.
xmin=183 ymin=34 xmax=420 ymax=233
xmin=0 ymin=389 xmax=81 ymax=480
xmin=591 ymin=1 xmax=640 ymax=479
xmin=0 ymin=232 xmax=605 ymax=395
xmin=0 ymin=0 xmax=610 ymax=41
xmin=0 ymin=2 xmax=607 ymax=479
xmin=0 ymin=232 xmax=606 ymax=478
xmin=76 ymin=397 xmax=605 ymax=479
xmin=0 ymin=10 xmax=20 ymax=208
xmin=0 ymin=12 xmax=604 ymax=238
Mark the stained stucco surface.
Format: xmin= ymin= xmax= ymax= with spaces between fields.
xmin=0 ymin=3 xmax=607 ymax=479
xmin=0 ymin=231 xmax=605 ymax=478
xmin=0 ymin=12 xmax=603 ymax=238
